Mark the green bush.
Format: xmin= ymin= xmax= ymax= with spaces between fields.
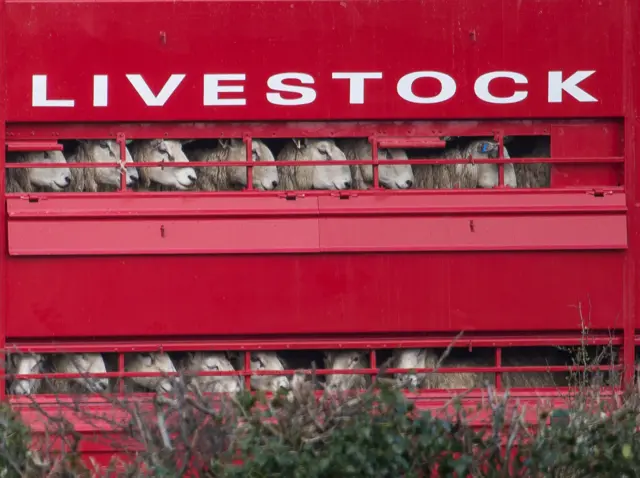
xmin=2 ymin=376 xmax=640 ymax=477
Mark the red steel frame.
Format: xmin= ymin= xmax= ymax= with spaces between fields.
xmin=0 ymin=0 xmax=638 ymax=467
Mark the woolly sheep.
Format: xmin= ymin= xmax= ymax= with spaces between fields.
xmin=7 ymin=353 xmax=45 ymax=395
xmin=324 ymin=350 xmax=370 ymax=392
xmin=337 ymin=138 xmax=414 ymax=190
xmin=125 ymin=352 xmax=176 ymax=393
xmin=276 ymin=139 xmax=352 ymax=190
xmin=188 ymin=138 xmax=279 ymax=191
xmin=129 ymin=139 xmax=197 ymax=191
xmin=67 ymin=140 xmax=139 ymax=192
xmin=249 ymin=352 xmax=291 ymax=392
xmin=413 ymin=139 xmax=517 ymax=189
xmin=514 ymin=140 xmax=551 ymax=188
xmin=183 ymin=352 xmax=242 ymax=394
xmin=5 ymin=151 xmax=71 ymax=193
xmin=7 ymin=352 xmax=109 ymax=395
xmin=391 ymin=348 xmax=568 ymax=390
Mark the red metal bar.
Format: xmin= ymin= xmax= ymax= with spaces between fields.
xmin=0 ymin=0 xmax=6 ymax=401
xmin=377 ymin=137 xmax=446 ymax=149
xmin=5 ymin=141 xmax=63 ymax=152
xmin=3 ymin=120 xmax=617 ymax=141
xmin=2 ymin=156 xmax=625 ymax=170
xmin=495 ymin=347 xmax=502 ymax=389
xmin=117 ymin=133 xmax=127 ymax=192
xmin=4 ymin=333 xmax=623 ymax=353
xmin=244 ymin=134 xmax=253 ymax=191
xmin=370 ymin=135 xmax=380 ymax=189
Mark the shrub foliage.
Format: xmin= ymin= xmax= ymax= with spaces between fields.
xmin=1 ymin=371 xmax=640 ymax=478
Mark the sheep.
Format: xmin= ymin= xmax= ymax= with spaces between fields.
xmin=336 ymin=138 xmax=415 ymax=190
xmin=324 ymin=350 xmax=370 ymax=392
xmin=514 ymin=140 xmax=551 ymax=188
xmin=248 ymin=352 xmax=291 ymax=393
xmin=5 ymin=150 xmax=71 ymax=193
xmin=183 ymin=352 xmax=242 ymax=394
xmin=391 ymin=348 xmax=568 ymax=391
xmin=413 ymin=139 xmax=517 ymax=189
xmin=129 ymin=139 xmax=197 ymax=191
xmin=6 ymin=353 xmax=46 ymax=395
xmin=276 ymin=138 xmax=352 ymax=190
xmin=188 ymin=138 xmax=279 ymax=191
xmin=6 ymin=352 xmax=109 ymax=395
xmin=125 ymin=352 xmax=177 ymax=393
xmin=66 ymin=140 xmax=140 ymax=192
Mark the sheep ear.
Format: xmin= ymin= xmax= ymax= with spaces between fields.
xmin=292 ymin=138 xmax=302 ymax=150
xmin=324 ymin=351 xmax=334 ymax=363
xmin=230 ymin=138 xmax=244 ymax=148
xmin=149 ymin=139 xmax=163 ymax=148
xmin=302 ymin=138 xmax=311 ymax=148
xmin=219 ymin=139 xmax=230 ymax=149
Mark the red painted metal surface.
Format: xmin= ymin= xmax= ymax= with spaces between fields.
xmin=3 ymin=0 xmax=623 ymax=122
xmin=0 ymin=0 xmax=638 ymax=470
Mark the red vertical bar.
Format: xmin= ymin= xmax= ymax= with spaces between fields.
xmin=0 ymin=0 xmax=7 ymax=400
xmin=244 ymin=135 xmax=253 ymax=191
xmin=369 ymin=350 xmax=376 ymax=385
xmin=244 ymin=351 xmax=251 ymax=390
xmin=621 ymin=0 xmax=638 ymax=389
xmin=496 ymin=132 xmax=505 ymax=188
xmin=117 ymin=133 xmax=127 ymax=192
xmin=495 ymin=347 xmax=502 ymax=390
xmin=370 ymin=136 xmax=379 ymax=189
xmin=118 ymin=353 xmax=125 ymax=395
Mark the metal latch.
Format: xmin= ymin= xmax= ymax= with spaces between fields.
xmin=331 ymin=191 xmax=358 ymax=200
xmin=587 ymin=188 xmax=613 ymax=198
xmin=279 ymin=191 xmax=306 ymax=201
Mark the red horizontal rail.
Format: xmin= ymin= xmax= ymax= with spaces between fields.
xmin=3 ymin=333 xmax=623 ymax=352
xmin=3 ymin=156 xmax=625 ymax=170
xmin=5 ymin=191 xmax=626 ymax=219
xmin=376 ymin=137 xmax=447 ymax=148
xmin=5 ymin=141 xmax=64 ymax=152
xmin=2 ymin=363 xmax=622 ymax=381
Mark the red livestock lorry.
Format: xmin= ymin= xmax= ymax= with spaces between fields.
xmin=0 ymin=0 xmax=638 ymax=468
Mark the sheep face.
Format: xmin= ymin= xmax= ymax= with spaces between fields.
xmin=225 ymin=139 xmax=279 ymax=191
xmin=126 ymin=352 xmax=176 ymax=393
xmin=392 ymin=349 xmax=432 ymax=389
xmin=324 ymin=351 xmax=369 ymax=392
xmin=53 ymin=353 xmax=109 ymax=393
xmin=21 ymin=151 xmax=71 ymax=191
xmin=468 ymin=140 xmax=517 ymax=188
xmin=186 ymin=352 xmax=241 ymax=394
xmin=79 ymin=140 xmax=139 ymax=189
xmin=250 ymin=352 xmax=290 ymax=392
xmin=372 ymin=148 xmax=415 ymax=189
xmin=9 ymin=353 xmax=44 ymax=395
xmin=138 ymin=140 xmax=197 ymax=190
xmin=300 ymin=139 xmax=352 ymax=190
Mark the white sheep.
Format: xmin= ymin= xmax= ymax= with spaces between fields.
xmin=391 ymin=348 xmax=567 ymax=390
xmin=514 ymin=140 xmax=551 ymax=188
xmin=129 ymin=139 xmax=197 ymax=191
xmin=5 ymin=150 xmax=71 ymax=193
xmin=413 ymin=139 xmax=517 ymax=189
xmin=248 ymin=352 xmax=291 ymax=393
xmin=183 ymin=352 xmax=242 ymax=394
xmin=7 ymin=352 xmax=109 ymax=395
xmin=337 ymin=138 xmax=414 ymax=190
xmin=324 ymin=350 xmax=370 ymax=392
xmin=188 ymin=138 xmax=279 ymax=191
xmin=67 ymin=140 xmax=140 ymax=192
xmin=276 ymin=139 xmax=352 ymax=190
xmin=6 ymin=353 xmax=46 ymax=395
xmin=125 ymin=352 xmax=177 ymax=393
